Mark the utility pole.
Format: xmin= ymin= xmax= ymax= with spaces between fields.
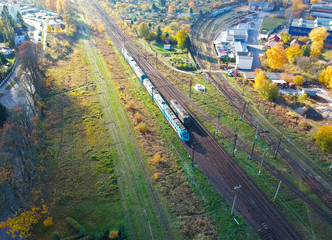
xmin=273 ymin=180 xmax=282 ymax=202
xmin=191 ymin=142 xmax=196 ymax=167
xmin=240 ymin=102 xmax=247 ymax=121
xmin=232 ymin=133 xmax=238 ymax=157
xmin=151 ymin=87 xmax=154 ymax=105
xmin=274 ymin=135 xmax=282 ymax=159
xmin=258 ymin=148 xmax=268 ymax=176
xmin=155 ymin=52 xmax=157 ymax=69
xmin=231 ymin=185 xmax=241 ymax=215
xmin=189 ymin=79 xmax=193 ymax=97
xmin=215 ymin=112 xmax=221 ymax=137
xmin=255 ymin=117 xmax=261 ymax=140
xmin=266 ymin=101 xmax=272 ymax=119
xmin=249 ymin=138 xmax=256 ymax=160
xmin=242 ymin=78 xmax=246 ymax=96
xmin=329 ymin=163 xmax=332 ymax=172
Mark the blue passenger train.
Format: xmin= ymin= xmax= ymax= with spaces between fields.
xmin=121 ymin=48 xmax=190 ymax=142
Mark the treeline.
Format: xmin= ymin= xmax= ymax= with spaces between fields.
xmin=37 ymin=0 xmax=72 ymax=15
xmin=0 ymin=6 xmax=27 ymax=49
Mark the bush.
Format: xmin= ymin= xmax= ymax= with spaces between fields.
xmin=293 ymin=75 xmax=304 ymax=85
xmin=0 ymin=103 xmax=8 ymax=125
xmin=136 ymin=122 xmax=148 ymax=134
xmin=299 ymin=120 xmax=311 ymax=130
xmin=152 ymin=153 xmax=162 ymax=163
xmin=258 ymin=81 xmax=279 ymax=101
xmin=314 ymin=125 xmax=332 ymax=153
xmin=133 ymin=112 xmax=143 ymax=124
xmin=65 ymin=217 xmax=86 ymax=237
xmin=43 ymin=217 xmax=53 ymax=227
xmin=52 ymin=231 xmax=60 ymax=240
xmin=109 ymin=230 xmax=119 ymax=239
xmin=297 ymin=94 xmax=308 ymax=104
xmin=125 ymin=101 xmax=136 ymax=111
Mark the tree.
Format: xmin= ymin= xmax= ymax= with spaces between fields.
xmin=266 ymin=42 xmax=287 ymax=69
xmin=258 ymin=81 xmax=279 ymax=101
xmin=159 ymin=0 xmax=166 ymax=7
xmin=314 ymin=125 xmax=332 ymax=153
xmin=286 ymin=43 xmax=301 ymax=64
xmin=309 ymin=27 xmax=329 ymax=43
xmin=156 ymin=26 xmax=162 ymax=43
xmin=280 ymin=32 xmax=291 ymax=44
xmin=16 ymin=12 xmax=27 ymax=32
xmin=184 ymin=35 xmax=191 ymax=52
xmin=0 ymin=103 xmax=8 ymax=125
xmin=319 ymin=66 xmax=332 ymax=89
xmin=137 ymin=22 xmax=149 ymax=38
xmin=189 ymin=7 xmax=193 ymax=14
xmin=176 ymin=29 xmax=188 ymax=49
xmin=1 ymin=5 xmax=15 ymax=48
xmin=151 ymin=3 xmax=157 ymax=10
xmin=254 ymin=69 xmax=266 ymax=90
xmin=302 ymin=44 xmax=310 ymax=57
xmin=310 ymin=0 xmax=321 ymax=3
xmin=308 ymin=27 xmax=329 ymax=58
xmin=293 ymin=75 xmax=304 ymax=86
xmin=297 ymin=93 xmax=308 ymax=103
xmin=0 ymin=52 xmax=8 ymax=66
xmin=310 ymin=40 xmax=323 ymax=58
xmin=168 ymin=5 xmax=174 ymax=14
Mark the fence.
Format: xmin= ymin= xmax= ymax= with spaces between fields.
xmin=0 ymin=58 xmax=18 ymax=88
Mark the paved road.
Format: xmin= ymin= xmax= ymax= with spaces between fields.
xmin=244 ymin=12 xmax=269 ymax=71
xmin=0 ymin=65 xmax=25 ymax=109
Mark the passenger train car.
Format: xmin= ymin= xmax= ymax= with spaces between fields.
xmin=121 ymin=48 xmax=190 ymax=142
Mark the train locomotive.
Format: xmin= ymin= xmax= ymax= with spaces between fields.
xmin=121 ymin=48 xmax=190 ymax=142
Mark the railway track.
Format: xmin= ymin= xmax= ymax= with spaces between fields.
xmin=190 ymin=8 xmax=332 ymax=214
xmin=88 ymin=1 xmax=302 ymax=239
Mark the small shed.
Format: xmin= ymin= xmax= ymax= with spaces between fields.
xmin=164 ymin=40 xmax=171 ymax=50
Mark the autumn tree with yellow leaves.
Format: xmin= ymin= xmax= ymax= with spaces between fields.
xmin=309 ymin=27 xmax=329 ymax=58
xmin=319 ymin=66 xmax=332 ymax=89
xmin=286 ymin=43 xmax=302 ymax=63
xmin=254 ymin=69 xmax=266 ymax=90
xmin=266 ymin=42 xmax=287 ymax=69
xmin=314 ymin=125 xmax=332 ymax=153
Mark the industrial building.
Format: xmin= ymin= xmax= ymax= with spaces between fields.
xmin=288 ymin=18 xmax=332 ymax=48
xmin=248 ymin=1 xmax=275 ymax=12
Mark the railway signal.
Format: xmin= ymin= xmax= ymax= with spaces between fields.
xmin=258 ymin=148 xmax=269 ymax=176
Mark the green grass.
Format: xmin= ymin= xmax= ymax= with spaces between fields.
xmin=150 ymin=42 xmax=181 ymax=54
xmin=260 ymin=17 xmax=286 ymax=33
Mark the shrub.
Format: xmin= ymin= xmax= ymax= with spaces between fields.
xmin=136 ymin=122 xmax=148 ymax=134
xmin=152 ymin=153 xmax=162 ymax=163
xmin=258 ymin=81 xmax=279 ymax=101
xmin=293 ymin=75 xmax=304 ymax=85
xmin=125 ymin=101 xmax=136 ymax=111
xmin=52 ymin=231 xmax=60 ymax=240
xmin=299 ymin=120 xmax=311 ymax=130
xmin=109 ymin=230 xmax=119 ymax=239
xmin=297 ymin=94 xmax=308 ymax=104
xmin=43 ymin=217 xmax=53 ymax=227
xmin=133 ymin=112 xmax=144 ymax=124
xmin=314 ymin=125 xmax=332 ymax=153
xmin=65 ymin=217 xmax=86 ymax=237
xmin=287 ymin=111 xmax=298 ymax=119
xmin=107 ymin=40 xmax=111 ymax=45
xmin=0 ymin=103 xmax=8 ymax=125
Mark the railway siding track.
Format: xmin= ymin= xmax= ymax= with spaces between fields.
xmin=88 ymin=1 xmax=302 ymax=239
xmin=191 ymin=9 xmax=332 ymax=215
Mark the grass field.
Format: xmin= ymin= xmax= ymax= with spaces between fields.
xmin=260 ymin=17 xmax=286 ymax=33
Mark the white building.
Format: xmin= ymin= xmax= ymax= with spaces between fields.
xmin=14 ymin=27 xmax=25 ymax=45
xmin=0 ymin=3 xmax=20 ymax=19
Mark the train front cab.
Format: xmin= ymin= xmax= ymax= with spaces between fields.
xmin=181 ymin=130 xmax=190 ymax=142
